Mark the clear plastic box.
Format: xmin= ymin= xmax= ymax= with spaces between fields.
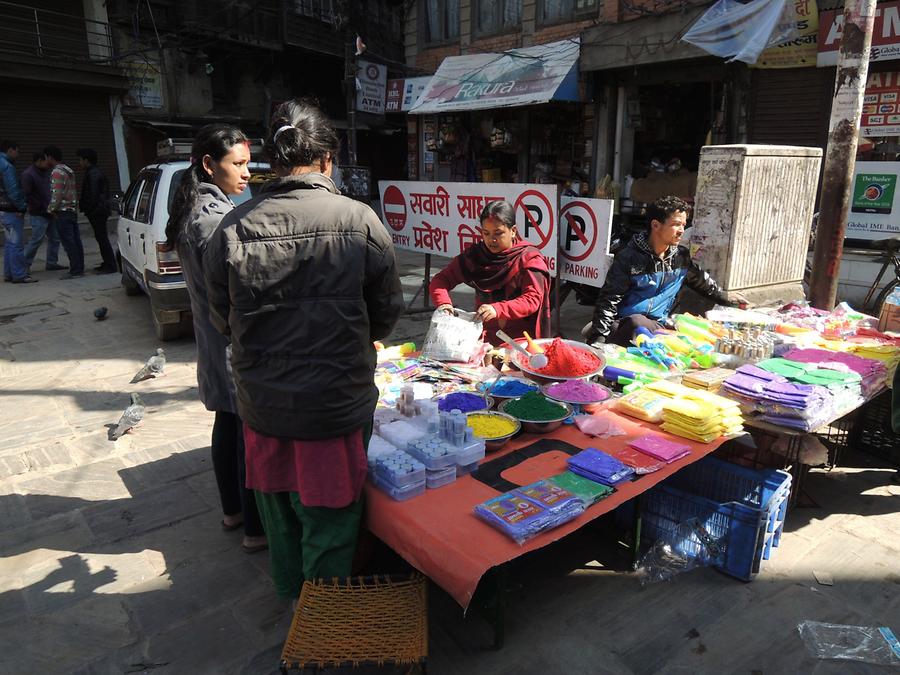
xmin=374 ymin=450 xmax=426 ymax=488
xmin=425 ymin=465 xmax=457 ymax=489
xmin=371 ymin=472 xmax=426 ymax=501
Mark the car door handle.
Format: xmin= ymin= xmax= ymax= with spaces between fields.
xmin=140 ymin=233 xmax=145 ymax=239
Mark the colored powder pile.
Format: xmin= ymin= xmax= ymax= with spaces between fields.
xmin=490 ymin=379 xmax=538 ymax=397
xmin=438 ymin=392 xmax=489 ymax=413
xmin=504 ymin=391 xmax=568 ymax=421
xmin=545 ymin=380 xmax=611 ymax=403
xmin=467 ymin=413 xmax=519 ymax=438
xmin=533 ymin=338 xmax=601 ymax=377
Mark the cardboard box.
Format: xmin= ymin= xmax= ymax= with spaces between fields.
xmin=878 ymin=299 xmax=900 ymax=333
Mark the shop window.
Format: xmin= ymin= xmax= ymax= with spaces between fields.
xmin=538 ymin=0 xmax=597 ymax=26
xmin=474 ymin=0 xmax=521 ymax=37
xmin=423 ymin=0 xmax=460 ymax=44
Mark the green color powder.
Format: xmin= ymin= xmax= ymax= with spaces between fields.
xmin=504 ymin=391 xmax=568 ymax=421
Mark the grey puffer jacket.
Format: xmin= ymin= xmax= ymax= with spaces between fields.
xmin=203 ymin=172 xmax=404 ymax=440
xmin=177 ymin=182 xmax=236 ymax=413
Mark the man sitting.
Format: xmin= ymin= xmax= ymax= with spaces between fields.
xmin=583 ymin=195 xmax=746 ymax=347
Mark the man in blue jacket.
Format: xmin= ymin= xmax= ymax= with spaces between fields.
xmin=0 ymin=140 xmax=36 ymax=283
xmin=584 ymin=195 xmax=744 ymax=346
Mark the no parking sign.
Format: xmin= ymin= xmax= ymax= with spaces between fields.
xmin=558 ymin=197 xmax=614 ymax=288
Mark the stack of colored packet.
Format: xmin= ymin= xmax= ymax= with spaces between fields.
xmin=681 ymin=367 xmax=734 ymax=392
xmin=548 ymin=470 xmax=615 ymax=504
xmin=629 ymin=433 xmax=692 ymax=463
xmin=567 ymin=447 xmax=635 ymax=486
xmin=614 ymin=380 xmax=681 ymax=423
xmin=661 ymin=393 xmax=743 ymax=443
xmin=473 ymin=479 xmax=585 ymax=544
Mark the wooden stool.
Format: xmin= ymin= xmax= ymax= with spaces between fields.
xmin=280 ymin=574 xmax=428 ymax=674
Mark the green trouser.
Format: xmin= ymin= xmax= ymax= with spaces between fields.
xmin=255 ymin=423 xmax=372 ymax=600
xmin=255 ymin=491 xmax=364 ymax=599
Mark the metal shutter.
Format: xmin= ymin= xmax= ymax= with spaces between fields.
xmin=0 ymin=83 xmax=120 ymax=190
xmin=748 ymin=67 xmax=835 ymax=149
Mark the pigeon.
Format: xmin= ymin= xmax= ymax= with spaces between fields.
xmin=130 ymin=348 xmax=166 ymax=383
xmin=111 ymin=393 xmax=145 ymax=440
xmin=94 ymin=307 xmax=108 ymax=321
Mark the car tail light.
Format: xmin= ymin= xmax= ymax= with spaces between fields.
xmin=156 ymin=242 xmax=182 ymax=275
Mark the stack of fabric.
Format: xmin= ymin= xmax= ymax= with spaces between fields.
xmin=721 ymin=364 xmax=836 ymax=432
xmin=780 ymin=348 xmax=887 ymax=398
xmin=661 ymin=392 xmax=744 ymax=443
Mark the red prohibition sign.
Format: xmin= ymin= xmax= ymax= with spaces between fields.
xmin=560 ymin=201 xmax=598 ymax=262
xmin=382 ymin=185 xmax=407 ymax=232
xmin=513 ymin=190 xmax=555 ymax=250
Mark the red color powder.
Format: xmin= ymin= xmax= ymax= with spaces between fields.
xmin=524 ymin=338 xmax=600 ymax=377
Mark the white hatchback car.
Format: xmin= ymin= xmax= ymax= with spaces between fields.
xmin=117 ymin=159 xmax=271 ymax=340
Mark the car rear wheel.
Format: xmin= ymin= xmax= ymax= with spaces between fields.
xmin=120 ymin=261 xmax=142 ymax=297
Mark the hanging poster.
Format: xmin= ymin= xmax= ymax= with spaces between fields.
xmin=754 ymin=0 xmax=819 ymax=69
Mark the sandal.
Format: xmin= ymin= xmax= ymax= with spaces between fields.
xmin=221 ymin=518 xmax=243 ymax=532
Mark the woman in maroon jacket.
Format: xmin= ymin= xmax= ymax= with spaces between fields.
xmin=429 ymin=199 xmax=551 ymax=346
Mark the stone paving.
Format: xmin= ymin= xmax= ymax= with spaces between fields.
xmin=0 ymin=236 xmax=898 ymax=674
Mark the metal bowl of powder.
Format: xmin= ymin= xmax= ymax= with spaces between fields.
xmin=477 ymin=376 xmax=541 ymax=408
xmin=507 ymin=338 xmax=606 ymax=382
xmin=499 ymin=394 xmax=574 ymax=434
xmin=466 ymin=411 xmax=521 ymax=451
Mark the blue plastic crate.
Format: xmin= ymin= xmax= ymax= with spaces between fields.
xmin=619 ymin=457 xmax=791 ymax=581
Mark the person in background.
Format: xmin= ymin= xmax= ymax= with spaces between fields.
xmin=204 ymin=98 xmax=404 ymax=602
xmin=23 ymin=151 xmax=65 ymax=273
xmin=165 ymin=124 xmax=266 ymax=554
xmin=0 ymin=140 xmax=36 ymax=283
xmin=429 ymin=199 xmax=551 ymax=346
xmin=583 ymin=195 xmax=747 ymax=347
xmin=77 ymin=148 xmax=116 ymax=274
xmin=44 ymin=146 xmax=84 ymax=279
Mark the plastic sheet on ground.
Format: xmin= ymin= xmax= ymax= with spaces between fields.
xmin=798 ymin=620 xmax=900 ymax=666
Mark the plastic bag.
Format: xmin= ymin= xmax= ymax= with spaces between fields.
xmin=636 ymin=518 xmax=725 ymax=585
xmin=798 ymin=621 xmax=900 ymax=666
xmin=421 ymin=309 xmax=483 ymax=362
xmin=682 ymin=0 xmax=799 ymax=65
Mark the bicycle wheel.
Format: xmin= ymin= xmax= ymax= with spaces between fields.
xmin=872 ymin=278 xmax=898 ymax=317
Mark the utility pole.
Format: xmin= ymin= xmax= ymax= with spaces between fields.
xmin=809 ymin=0 xmax=877 ymax=309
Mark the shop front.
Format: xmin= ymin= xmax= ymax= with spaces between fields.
xmin=406 ymin=39 xmax=591 ymax=197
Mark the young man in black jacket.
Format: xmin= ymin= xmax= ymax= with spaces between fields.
xmin=583 ymin=195 xmax=747 ymax=347
xmin=76 ymin=148 xmax=116 ymax=274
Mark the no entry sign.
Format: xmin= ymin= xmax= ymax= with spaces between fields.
xmin=558 ymin=196 xmax=614 ymax=288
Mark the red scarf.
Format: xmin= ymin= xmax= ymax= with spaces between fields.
xmin=458 ymin=240 xmax=552 ymax=336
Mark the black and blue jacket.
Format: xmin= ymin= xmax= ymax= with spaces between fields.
xmin=588 ymin=232 xmax=729 ymax=342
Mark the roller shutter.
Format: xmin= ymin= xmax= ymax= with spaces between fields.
xmin=0 ymin=82 xmax=120 ymax=191
xmin=748 ymin=67 xmax=834 ymax=150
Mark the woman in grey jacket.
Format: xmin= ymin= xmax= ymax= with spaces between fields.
xmin=166 ymin=124 xmax=266 ymax=553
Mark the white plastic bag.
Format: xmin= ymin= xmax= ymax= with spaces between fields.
xmin=421 ymin=309 xmax=483 ymax=363
xmin=682 ymin=0 xmax=799 ymax=65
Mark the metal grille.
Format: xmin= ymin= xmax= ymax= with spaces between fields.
xmin=0 ymin=1 xmax=114 ymax=63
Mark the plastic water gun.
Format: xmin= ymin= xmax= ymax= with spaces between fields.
xmin=632 ymin=328 xmax=681 ymax=372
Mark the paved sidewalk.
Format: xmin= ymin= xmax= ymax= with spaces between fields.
xmin=0 ymin=238 xmax=898 ymax=674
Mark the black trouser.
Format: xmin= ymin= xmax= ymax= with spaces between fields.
xmin=88 ymin=213 xmax=116 ymax=271
xmin=606 ymin=313 xmax=663 ymax=347
xmin=212 ymin=410 xmax=264 ymax=537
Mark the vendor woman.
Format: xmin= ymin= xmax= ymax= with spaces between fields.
xmin=429 ymin=199 xmax=550 ymax=346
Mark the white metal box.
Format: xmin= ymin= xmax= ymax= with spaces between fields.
xmin=690 ymin=144 xmax=823 ymax=295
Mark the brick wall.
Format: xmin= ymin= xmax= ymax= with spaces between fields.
xmin=415 ymin=44 xmax=462 ymax=72
xmin=468 ymin=33 xmax=522 ymax=53
xmin=531 ymin=19 xmax=596 ymax=44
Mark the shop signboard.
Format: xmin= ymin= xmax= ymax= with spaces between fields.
xmin=356 ymin=60 xmax=387 ymax=114
xmin=862 ymin=71 xmax=900 ymax=136
xmin=558 ymin=197 xmax=615 ymax=288
xmin=122 ymin=60 xmax=163 ymax=108
xmin=386 ymin=77 xmax=432 ymax=112
xmin=847 ymin=161 xmax=900 ymax=239
xmin=408 ymin=38 xmax=580 ymax=114
xmin=378 ymin=181 xmax=558 ymax=275
xmin=754 ymin=0 xmax=819 ymax=69
xmin=818 ymin=0 xmax=900 ymax=67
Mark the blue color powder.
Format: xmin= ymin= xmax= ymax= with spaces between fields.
xmin=438 ymin=392 xmax=489 ymax=413
xmin=490 ymin=379 xmax=539 ymax=397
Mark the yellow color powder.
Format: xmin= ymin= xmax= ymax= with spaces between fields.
xmin=468 ymin=414 xmax=518 ymax=439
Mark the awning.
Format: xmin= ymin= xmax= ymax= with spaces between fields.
xmin=409 ymin=38 xmax=580 ymax=115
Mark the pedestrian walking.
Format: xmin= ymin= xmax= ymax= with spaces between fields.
xmin=204 ymin=99 xmax=404 ymax=599
xmin=166 ymin=124 xmax=267 ymax=554
xmin=77 ymin=148 xmax=116 ymax=274
xmin=44 ymin=146 xmax=84 ymax=278
xmin=22 ymin=151 xmax=66 ymax=272
xmin=0 ymin=140 xmax=36 ymax=283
